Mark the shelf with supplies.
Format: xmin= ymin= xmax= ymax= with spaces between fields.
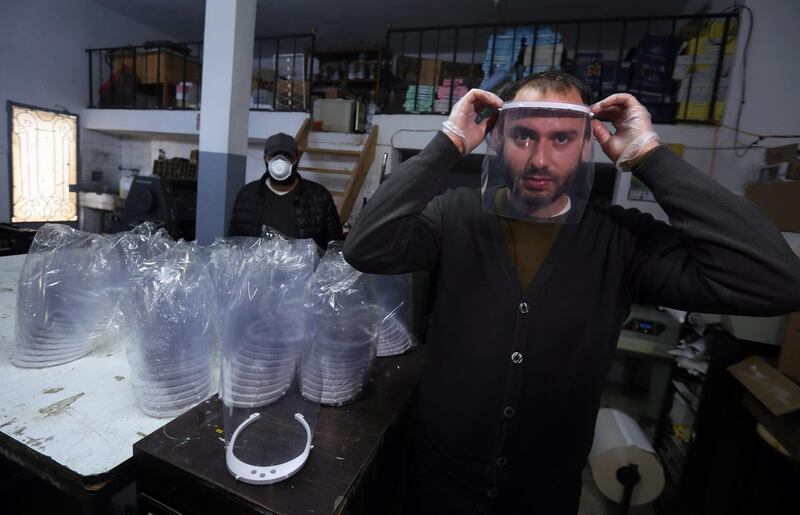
xmin=92 ymin=43 xmax=203 ymax=109
xmin=311 ymin=48 xmax=384 ymax=103
xmin=384 ymin=12 xmax=739 ymax=122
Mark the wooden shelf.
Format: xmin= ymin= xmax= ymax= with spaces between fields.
xmin=313 ymin=47 xmax=385 ymax=104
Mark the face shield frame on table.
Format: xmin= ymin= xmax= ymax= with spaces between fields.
xmin=481 ymin=101 xmax=595 ymax=224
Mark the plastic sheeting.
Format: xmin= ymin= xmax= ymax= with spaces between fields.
xmin=222 ymin=232 xmax=320 ymax=484
xmin=14 ymin=224 xmax=126 ymax=368
xmin=124 ymin=240 xmax=218 ymax=418
xmin=222 ymin=233 xmax=317 ymax=408
xmin=375 ymin=274 xmax=416 ymax=357
xmin=301 ymin=242 xmax=381 ymax=406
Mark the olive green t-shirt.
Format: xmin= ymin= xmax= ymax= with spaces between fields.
xmin=495 ymin=189 xmax=562 ymax=290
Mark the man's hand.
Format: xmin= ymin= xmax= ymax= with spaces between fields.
xmin=442 ymin=89 xmax=503 ymax=156
xmin=591 ymin=93 xmax=660 ymax=170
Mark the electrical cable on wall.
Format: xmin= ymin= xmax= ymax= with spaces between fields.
xmin=728 ymin=3 xmax=757 ymax=157
xmin=683 ymin=126 xmax=800 ymax=151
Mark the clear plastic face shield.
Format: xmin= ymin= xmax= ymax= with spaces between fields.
xmin=481 ymin=101 xmax=595 ymax=223
xmin=222 ymin=234 xmax=319 ymax=485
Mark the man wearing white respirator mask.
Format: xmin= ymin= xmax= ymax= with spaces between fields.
xmin=229 ymin=132 xmax=343 ymax=249
xmin=344 ymin=71 xmax=800 ymax=513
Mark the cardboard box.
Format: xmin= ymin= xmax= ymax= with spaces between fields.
xmin=175 ymin=82 xmax=198 ymax=107
xmin=313 ymin=99 xmax=355 ymax=132
xmin=744 ymin=180 xmax=800 ymax=232
xmin=418 ymin=59 xmax=443 ymax=87
xmin=728 ymin=355 xmax=800 ymax=415
xmin=112 ymin=49 xmax=201 ymax=85
xmin=324 ymin=86 xmax=338 ymax=99
xmin=765 ymin=144 xmax=799 ymax=180
xmin=779 ymin=313 xmax=800 ymax=384
xmin=79 ymin=192 xmax=116 ymax=211
xmin=677 ymin=101 xmax=725 ymax=121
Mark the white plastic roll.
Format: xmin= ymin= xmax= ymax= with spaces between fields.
xmin=588 ymin=408 xmax=665 ymax=506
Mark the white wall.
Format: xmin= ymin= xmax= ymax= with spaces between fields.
xmin=711 ymin=0 xmax=800 ymax=193
xmin=82 ymin=109 xmax=309 ymax=186
xmin=0 ymin=0 xmax=181 ymax=223
xmin=82 ymin=110 xmax=308 ymax=143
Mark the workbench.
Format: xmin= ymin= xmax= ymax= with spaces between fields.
xmin=134 ymin=348 xmax=425 ymax=514
xmin=0 ymin=254 xmax=177 ymax=513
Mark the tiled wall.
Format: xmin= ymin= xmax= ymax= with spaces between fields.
xmin=149 ymin=140 xmax=197 ymax=164
xmin=121 ymin=138 xmax=153 ymax=178
xmin=79 ymin=130 xmax=152 ymax=232
xmin=80 ymin=129 xmax=123 ymax=189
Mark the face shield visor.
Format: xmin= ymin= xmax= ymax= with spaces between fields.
xmin=222 ymin=235 xmax=318 ymax=485
xmin=481 ymin=101 xmax=595 ymax=223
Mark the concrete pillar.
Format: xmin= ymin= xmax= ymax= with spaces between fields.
xmin=195 ymin=0 xmax=256 ymax=244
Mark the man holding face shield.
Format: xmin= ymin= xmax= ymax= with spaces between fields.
xmin=344 ymin=71 xmax=800 ymax=513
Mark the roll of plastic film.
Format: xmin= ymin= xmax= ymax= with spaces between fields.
xmin=588 ymin=408 xmax=665 ymax=506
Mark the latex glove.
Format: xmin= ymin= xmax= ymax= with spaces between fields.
xmin=442 ymin=89 xmax=503 ymax=156
xmin=591 ymin=93 xmax=660 ymax=171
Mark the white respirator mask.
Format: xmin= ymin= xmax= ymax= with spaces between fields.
xmin=268 ymin=156 xmax=293 ymax=181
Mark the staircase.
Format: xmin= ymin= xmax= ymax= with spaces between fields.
xmin=295 ymin=124 xmax=378 ymax=223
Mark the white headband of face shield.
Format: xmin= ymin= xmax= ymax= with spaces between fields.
xmin=499 ymin=101 xmax=594 ymax=116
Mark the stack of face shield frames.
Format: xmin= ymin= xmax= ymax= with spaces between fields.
xmin=226 ymin=317 xmax=304 ymax=407
xmin=482 ymin=101 xmax=595 ymax=224
xmin=375 ymin=274 xmax=416 ymax=357
xmin=222 ymin=232 xmax=320 ymax=485
xmin=13 ymin=224 xmax=126 ymax=368
xmin=125 ymin=241 xmax=218 ymax=417
xmin=301 ymin=243 xmax=381 ymax=406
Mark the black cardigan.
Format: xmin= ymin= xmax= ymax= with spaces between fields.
xmin=343 ymin=132 xmax=800 ymax=512
xmin=228 ymin=173 xmax=343 ymax=249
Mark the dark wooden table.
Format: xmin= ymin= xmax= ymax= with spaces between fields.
xmin=134 ymin=347 xmax=425 ymax=514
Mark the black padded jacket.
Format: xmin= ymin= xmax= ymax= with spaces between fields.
xmin=228 ymin=173 xmax=343 ymax=249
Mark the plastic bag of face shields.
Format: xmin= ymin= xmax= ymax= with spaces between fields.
xmin=205 ymin=236 xmax=260 ymax=327
xmin=13 ymin=224 xmax=127 ymax=368
xmin=301 ymin=242 xmax=381 ymax=406
xmin=124 ymin=241 xmax=218 ymax=418
xmin=221 ymin=233 xmax=318 ymax=409
xmin=221 ymin=233 xmax=319 ymax=485
xmin=374 ymin=274 xmax=416 ymax=357
xmin=110 ymin=221 xmax=175 ymax=280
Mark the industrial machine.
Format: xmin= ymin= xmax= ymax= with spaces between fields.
xmin=115 ymin=175 xmax=197 ymax=240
